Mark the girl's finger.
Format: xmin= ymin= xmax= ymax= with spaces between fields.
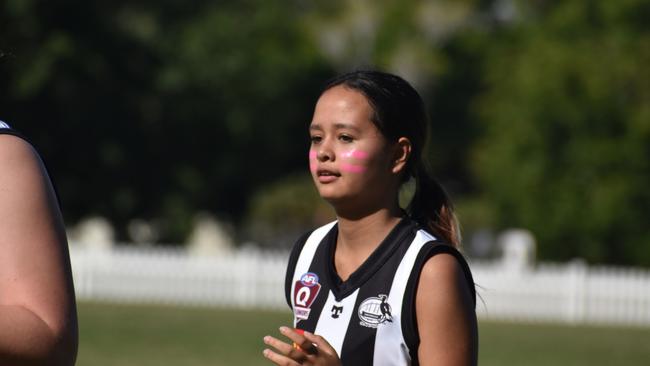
xmin=279 ymin=326 xmax=305 ymax=344
xmin=292 ymin=329 xmax=318 ymax=355
xmin=265 ymin=335 xmax=311 ymax=363
xmin=263 ymin=335 xmax=294 ymax=356
xmin=263 ymin=348 xmax=302 ymax=366
xmin=303 ymin=330 xmax=337 ymax=355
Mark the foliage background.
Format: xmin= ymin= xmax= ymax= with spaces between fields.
xmin=1 ymin=0 xmax=648 ymax=265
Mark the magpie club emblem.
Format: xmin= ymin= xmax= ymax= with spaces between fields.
xmin=358 ymin=294 xmax=393 ymax=328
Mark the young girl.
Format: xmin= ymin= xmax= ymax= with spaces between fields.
xmin=263 ymin=71 xmax=477 ymax=365
xmin=0 ymin=121 xmax=78 ymax=365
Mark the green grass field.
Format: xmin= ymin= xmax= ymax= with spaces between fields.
xmin=77 ymin=302 xmax=650 ymax=365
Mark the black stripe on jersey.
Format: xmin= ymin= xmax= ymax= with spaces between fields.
xmin=401 ymin=243 xmax=476 ymax=365
xmin=339 ymin=221 xmax=417 ymax=366
xmin=285 ymin=230 xmax=314 ymax=308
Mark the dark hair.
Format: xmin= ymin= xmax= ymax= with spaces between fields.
xmin=323 ymin=70 xmax=460 ymax=247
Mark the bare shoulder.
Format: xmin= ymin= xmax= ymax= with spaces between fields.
xmin=416 ymin=251 xmax=478 ymax=365
xmin=0 ymin=133 xmax=55 ymax=219
xmin=0 ymin=133 xmax=44 ymax=177
xmin=0 ymin=132 xmax=34 ymax=152
xmin=416 ymin=252 xmax=474 ymax=316
xmin=420 ymin=252 xmax=466 ymax=284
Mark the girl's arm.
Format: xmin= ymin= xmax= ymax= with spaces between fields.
xmin=416 ymin=253 xmax=478 ymax=366
xmin=0 ymin=135 xmax=78 ymax=365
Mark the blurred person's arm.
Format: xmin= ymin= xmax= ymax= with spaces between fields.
xmin=0 ymin=134 xmax=78 ymax=365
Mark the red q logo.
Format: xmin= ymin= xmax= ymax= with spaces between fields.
xmin=296 ymin=286 xmax=311 ymax=306
xmin=294 ymin=272 xmax=321 ymax=321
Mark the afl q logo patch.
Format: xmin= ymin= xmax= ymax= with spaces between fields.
xmin=300 ymin=272 xmax=319 ymax=287
xmin=293 ymin=272 xmax=321 ymax=321
xmin=358 ymin=294 xmax=393 ymax=328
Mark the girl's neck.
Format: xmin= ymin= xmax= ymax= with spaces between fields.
xmin=332 ymin=205 xmax=402 ymax=281
xmin=335 ymin=205 xmax=403 ymax=254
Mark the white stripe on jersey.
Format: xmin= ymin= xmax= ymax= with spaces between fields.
xmin=0 ymin=120 xmax=10 ymax=129
xmin=315 ymin=289 xmax=360 ymax=356
xmin=373 ymin=229 xmax=437 ymax=366
xmin=291 ymin=221 xmax=337 ymax=325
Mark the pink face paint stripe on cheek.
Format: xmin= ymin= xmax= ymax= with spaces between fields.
xmin=341 ymin=150 xmax=369 ymax=159
xmin=350 ymin=150 xmax=369 ymax=159
xmin=340 ymin=163 xmax=366 ymax=173
xmin=309 ymin=150 xmax=317 ymax=173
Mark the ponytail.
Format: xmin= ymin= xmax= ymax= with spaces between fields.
xmin=408 ymin=161 xmax=461 ymax=247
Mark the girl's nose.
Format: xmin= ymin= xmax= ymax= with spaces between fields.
xmin=317 ymin=147 xmax=334 ymax=162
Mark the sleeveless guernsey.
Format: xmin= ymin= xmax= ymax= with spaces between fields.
xmin=284 ymin=217 xmax=475 ymax=366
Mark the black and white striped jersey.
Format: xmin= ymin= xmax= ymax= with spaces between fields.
xmin=284 ymin=217 xmax=475 ymax=366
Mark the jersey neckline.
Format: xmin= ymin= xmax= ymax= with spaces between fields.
xmin=325 ymin=217 xmax=418 ymax=300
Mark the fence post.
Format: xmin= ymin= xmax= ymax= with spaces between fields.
xmin=567 ymin=259 xmax=587 ymax=324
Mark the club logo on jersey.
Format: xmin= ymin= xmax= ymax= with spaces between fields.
xmin=358 ymin=294 xmax=393 ymax=328
xmin=293 ymin=272 xmax=321 ymax=321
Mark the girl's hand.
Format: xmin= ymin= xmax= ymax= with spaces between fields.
xmin=263 ymin=326 xmax=341 ymax=366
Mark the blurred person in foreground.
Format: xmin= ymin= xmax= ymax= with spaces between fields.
xmin=0 ymin=121 xmax=78 ymax=365
xmin=263 ymin=71 xmax=477 ymax=365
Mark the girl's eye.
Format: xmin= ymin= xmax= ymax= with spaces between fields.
xmin=310 ymin=135 xmax=322 ymax=144
xmin=339 ymin=134 xmax=354 ymax=143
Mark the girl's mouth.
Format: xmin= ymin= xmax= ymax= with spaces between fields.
xmin=317 ymin=169 xmax=340 ymax=183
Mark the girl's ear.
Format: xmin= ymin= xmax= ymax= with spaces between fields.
xmin=392 ymin=137 xmax=411 ymax=175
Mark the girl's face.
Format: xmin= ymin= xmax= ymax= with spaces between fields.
xmin=309 ymin=85 xmax=401 ymax=211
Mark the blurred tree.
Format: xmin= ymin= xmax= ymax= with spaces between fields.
xmin=472 ymin=0 xmax=650 ymax=265
xmin=1 ymin=0 xmax=166 ymax=239
xmin=244 ymin=173 xmax=335 ymax=248
xmin=147 ymin=1 xmax=334 ymax=242
xmin=0 ymin=0 xmax=332 ymax=243
xmin=301 ymin=0 xmax=479 ymax=82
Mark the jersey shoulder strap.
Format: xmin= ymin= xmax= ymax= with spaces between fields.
xmin=284 ymin=221 xmax=337 ymax=309
xmin=0 ymin=121 xmax=29 ymax=141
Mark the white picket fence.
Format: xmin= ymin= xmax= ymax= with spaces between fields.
xmin=471 ymin=260 xmax=650 ymax=326
xmin=69 ymin=245 xmax=650 ymax=327
xmin=70 ymin=245 xmax=288 ymax=310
